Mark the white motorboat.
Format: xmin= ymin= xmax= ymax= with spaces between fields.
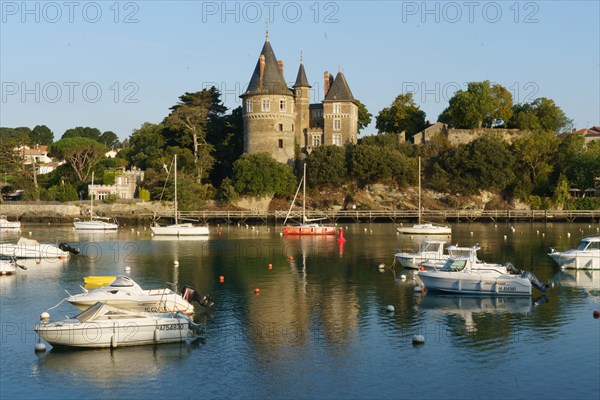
xmin=416 ymin=253 xmax=549 ymax=296
xmin=397 ymin=157 xmax=451 ymax=236
xmin=394 ymin=240 xmax=475 ymax=268
xmin=74 ymin=172 xmax=119 ymax=231
xmin=0 ymin=237 xmax=73 ymax=259
xmin=35 ymin=302 xmax=201 ymax=348
xmin=0 ymin=215 xmax=21 ymax=229
xmin=67 ymin=275 xmax=214 ymax=314
xmin=548 ymin=236 xmax=600 ymax=270
xmin=0 ymin=259 xmax=17 ymax=275
xmin=151 ymin=154 xmax=209 ymax=236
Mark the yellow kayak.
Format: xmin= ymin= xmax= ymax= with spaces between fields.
xmin=83 ymin=275 xmax=116 ymax=287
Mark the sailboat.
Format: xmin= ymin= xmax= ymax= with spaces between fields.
xmin=282 ymin=163 xmax=335 ymax=235
xmin=151 ymin=154 xmax=209 ymax=236
xmin=73 ymin=172 xmax=119 ymax=230
xmin=397 ymin=156 xmax=451 ymax=235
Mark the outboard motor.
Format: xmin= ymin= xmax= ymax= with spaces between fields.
xmin=521 ymin=271 xmax=550 ymax=292
xmin=58 ymin=242 xmax=80 ymax=255
xmin=181 ymin=285 xmax=215 ymax=308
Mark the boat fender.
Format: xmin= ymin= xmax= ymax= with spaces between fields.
xmin=111 ymin=335 xmax=118 ymax=348
xmin=154 ymin=328 xmax=160 ymax=342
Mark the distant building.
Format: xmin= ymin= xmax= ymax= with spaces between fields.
xmin=574 ymin=126 xmax=600 ymax=145
xmin=240 ymin=32 xmax=359 ymax=164
xmin=89 ymin=168 xmax=144 ymax=200
xmin=16 ymin=144 xmax=63 ymax=175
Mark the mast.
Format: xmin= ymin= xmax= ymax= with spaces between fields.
xmin=174 ymin=154 xmax=178 ymax=225
xmin=418 ymin=156 xmax=421 ymax=224
xmin=90 ymin=171 xmax=94 ymax=221
xmin=303 ymin=163 xmax=306 ymax=222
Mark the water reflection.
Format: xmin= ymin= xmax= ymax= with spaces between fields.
xmin=34 ymin=341 xmax=202 ymax=387
xmin=551 ymin=269 xmax=600 ymax=300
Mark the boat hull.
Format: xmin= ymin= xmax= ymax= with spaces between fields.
xmin=0 ymin=260 xmax=17 ymax=275
xmin=548 ymin=251 xmax=599 ymax=270
xmin=282 ymin=226 xmax=336 ymax=235
xmin=151 ymin=224 xmax=209 ymax=236
xmin=397 ymin=224 xmax=451 ymax=235
xmin=73 ymin=220 xmax=118 ymax=230
xmin=418 ymin=271 xmax=532 ymax=295
xmin=35 ymin=318 xmax=190 ymax=348
xmin=0 ymin=243 xmax=69 ymax=259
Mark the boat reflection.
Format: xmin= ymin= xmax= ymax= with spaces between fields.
xmin=282 ymin=234 xmax=339 ymax=258
xmin=151 ymin=235 xmax=209 ymax=241
xmin=551 ymin=269 xmax=600 ymax=299
xmin=12 ymin=257 xmax=69 ymax=274
xmin=419 ymin=294 xmax=534 ymax=315
xmin=35 ymin=341 xmax=202 ymax=386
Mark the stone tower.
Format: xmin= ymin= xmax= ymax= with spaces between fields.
xmin=292 ymin=55 xmax=311 ymax=152
xmin=240 ymin=33 xmax=296 ymax=165
xmin=322 ymin=71 xmax=359 ymax=146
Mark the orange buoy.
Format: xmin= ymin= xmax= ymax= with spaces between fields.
xmin=268 ymin=264 xmax=272 ymax=270
xmin=337 ymin=227 xmax=346 ymax=243
xmin=219 ymin=276 xmax=224 ymax=283
xmin=419 ymin=265 xmax=425 ymax=271
xmin=254 ymin=288 xmax=260 ymax=294
xmin=594 ymin=310 xmax=600 ymax=319
xmin=288 ymin=256 xmax=293 ymax=261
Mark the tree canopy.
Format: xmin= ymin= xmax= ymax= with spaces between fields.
xmin=48 ymin=137 xmax=108 ymax=181
xmin=355 ymin=99 xmax=372 ymax=133
xmin=232 ymin=153 xmax=295 ymax=197
xmin=375 ymin=92 xmax=426 ymax=140
xmin=508 ymin=97 xmax=572 ymax=133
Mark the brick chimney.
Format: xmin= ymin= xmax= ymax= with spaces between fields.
xmin=324 ymin=71 xmax=330 ymax=96
xmin=259 ymin=54 xmax=265 ymax=80
xmin=278 ymin=60 xmax=284 ymax=76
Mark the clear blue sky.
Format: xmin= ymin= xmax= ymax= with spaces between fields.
xmin=1 ymin=0 xmax=599 ymax=141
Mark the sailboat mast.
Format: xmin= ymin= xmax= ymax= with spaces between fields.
xmin=303 ymin=163 xmax=306 ymax=222
xmin=90 ymin=171 xmax=94 ymax=221
xmin=418 ymin=156 xmax=421 ymax=224
xmin=174 ymin=154 xmax=178 ymax=225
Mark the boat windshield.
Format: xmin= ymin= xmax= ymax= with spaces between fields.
xmin=441 ymin=259 xmax=467 ymax=272
xmin=423 ymin=242 xmax=441 ymax=252
xmin=577 ymin=241 xmax=590 ymax=251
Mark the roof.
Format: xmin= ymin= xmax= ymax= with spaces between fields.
xmin=323 ymin=72 xmax=355 ymax=102
xmin=293 ymin=63 xmax=311 ymax=88
xmin=241 ymin=40 xmax=292 ymax=97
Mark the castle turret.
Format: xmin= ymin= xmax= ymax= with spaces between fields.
xmin=322 ymin=71 xmax=358 ymax=146
xmin=240 ymin=35 xmax=295 ymax=165
xmin=293 ymin=55 xmax=311 ymax=151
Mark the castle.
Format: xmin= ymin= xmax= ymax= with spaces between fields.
xmin=240 ymin=32 xmax=359 ymax=165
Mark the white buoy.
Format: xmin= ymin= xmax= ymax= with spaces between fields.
xmin=279 ymin=232 xmax=283 ymax=237
xmin=400 ymin=274 xmax=407 ymax=280
xmin=503 ymin=235 xmax=507 ymax=240
xmin=34 ymin=341 xmax=46 ymax=352
xmin=567 ymin=232 xmax=571 ymax=237
xmin=470 ymin=231 xmax=473 ymax=236
xmin=125 ymin=266 xmax=131 ymax=272
xmin=378 ymin=263 xmax=385 ymax=270
xmin=174 ymin=260 xmax=179 ymax=266
xmin=28 ymin=231 xmax=32 ymax=235
xmin=386 ymin=305 xmax=395 ymax=312
xmin=412 ymin=334 xmax=425 ymax=344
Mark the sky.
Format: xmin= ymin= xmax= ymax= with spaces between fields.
xmin=1 ymin=0 xmax=599 ymax=142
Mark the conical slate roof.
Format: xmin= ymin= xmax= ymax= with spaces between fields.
xmin=293 ymin=63 xmax=311 ymax=88
xmin=242 ymin=40 xmax=292 ymax=97
xmin=324 ymin=72 xmax=355 ymax=102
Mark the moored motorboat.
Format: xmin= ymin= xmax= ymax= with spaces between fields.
xmin=394 ymin=241 xmax=475 ymax=269
xmin=35 ymin=302 xmax=200 ymax=348
xmin=0 ymin=259 xmax=17 ymax=275
xmin=83 ymin=275 xmax=117 ymax=287
xmin=548 ymin=236 xmax=600 ymax=270
xmin=67 ymin=275 xmax=214 ymax=314
xmin=416 ymin=253 xmax=549 ymax=296
xmin=0 ymin=215 xmax=21 ymax=229
xmin=0 ymin=237 xmax=73 ymax=259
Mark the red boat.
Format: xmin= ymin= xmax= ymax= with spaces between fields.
xmin=282 ymin=164 xmax=335 ymax=236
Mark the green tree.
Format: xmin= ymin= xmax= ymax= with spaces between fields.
xmin=552 ymin=174 xmax=570 ymax=208
xmin=444 ymin=81 xmax=513 ymax=129
xmin=163 ymin=87 xmax=227 ymax=182
xmin=0 ymin=127 xmax=30 ymax=144
xmin=508 ymin=98 xmax=572 ymax=134
xmin=48 ymin=137 xmax=108 ymax=181
xmin=62 ymin=126 xmax=102 ymax=141
xmin=355 ymin=99 xmax=372 ymax=133
xmin=99 ymin=131 xmax=121 ymax=148
xmin=232 ymin=153 xmax=295 ymax=196
xmin=306 ymin=145 xmax=347 ymax=187
xmin=375 ymin=93 xmax=426 ymax=141
xmin=512 ymin=131 xmax=560 ymax=195
xmin=122 ymin=122 xmax=166 ymax=171
xmin=347 ymin=144 xmax=415 ymax=186
xmin=206 ymin=106 xmax=244 ymax=186
xmin=30 ymin=125 xmax=54 ymax=145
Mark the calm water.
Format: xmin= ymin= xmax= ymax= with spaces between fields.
xmin=1 ymin=222 xmax=599 ymax=399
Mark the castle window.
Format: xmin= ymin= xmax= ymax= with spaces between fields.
xmin=262 ymin=99 xmax=270 ymax=112
xmin=278 ymin=139 xmax=284 ymax=148
xmin=292 ymin=124 xmax=295 ymax=132
xmin=278 ymin=123 xmax=284 ymax=132
xmin=333 ymin=119 xmax=341 ymax=131
xmin=333 ymin=103 xmax=341 ymax=114
xmin=312 ymin=135 xmax=321 ymax=147
xmin=279 ymin=99 xmax=286 ymax=112
xmin=333 ymin=134 xmax=341 ymax=146
xmin=246 ymin=99 xmax=253 ymax=113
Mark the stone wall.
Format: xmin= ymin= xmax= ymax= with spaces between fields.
xmin=447 ymin=128 xmax=529 ymax=145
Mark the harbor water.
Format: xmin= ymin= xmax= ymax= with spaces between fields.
xmin=1 ymin=222 xmax=599 ymax=399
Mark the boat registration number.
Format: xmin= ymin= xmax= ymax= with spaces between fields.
xmin=158 ymin=323 xmax=184 ymax=331
xmin=498 ymin=286 xmax=516 ymax=292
